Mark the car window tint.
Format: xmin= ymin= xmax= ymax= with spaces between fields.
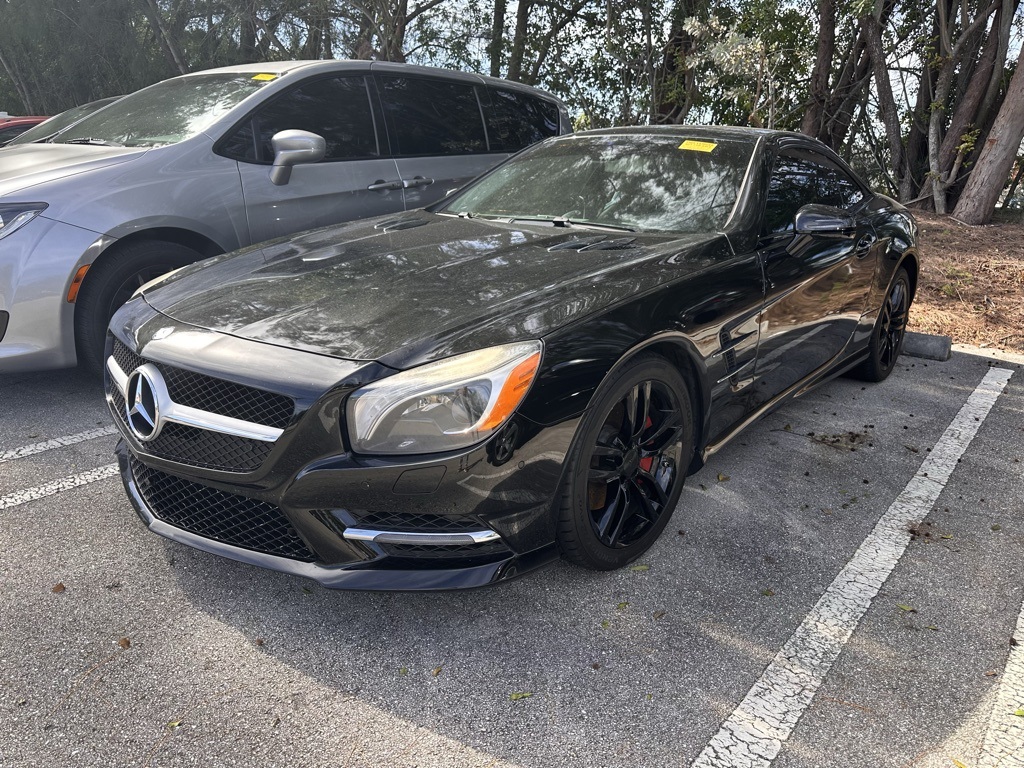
xmin=484 ymin=87 xmax=560 ymax=152
xmin=380 ymin=76 xmax=486 ymax=156
xmin=246 ymin=76 xmax=378 ymax=162
xmin=814 ymin=156 xmax=866 ymax=209
xmin=763 ymin=152 xmax=818 ymax=235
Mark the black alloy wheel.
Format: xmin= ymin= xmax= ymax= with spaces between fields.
xmin=558 ymin=355 xmax=694 ymax=570
xmin=852 ymin=267 xmax=911 ymax=382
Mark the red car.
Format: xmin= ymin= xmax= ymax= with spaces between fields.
xmin=0 ymin=116 xmax=50 ymax=145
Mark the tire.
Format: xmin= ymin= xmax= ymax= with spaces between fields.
xmin=850 ymin=267 xmax=911 ymax=383
xmin=556 ymin=354 xmax=695 ymax=570
xmin=75 ymin=240 xmax=202 ymax=375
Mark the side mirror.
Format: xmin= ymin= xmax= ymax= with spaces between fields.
xmin=793 ymin=204 xmax=856 ymax=236
xmin=269 ymin=130 xmax=326 ymax=186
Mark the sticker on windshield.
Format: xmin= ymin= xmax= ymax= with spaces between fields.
xmin=678 ymin=139 xmax=717 ymax=152
xmin=252 ymin=73 xmax=278 ymax=81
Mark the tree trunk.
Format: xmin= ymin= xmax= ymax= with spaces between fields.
xmin=952 ymin=44 xmax=1024 ymax=224
xmin=861 ymin=10 xmax=906 ymax=199
xmin=507 ymin=0 xmax=532 ymax=82
xmin=0 ymin=46 xmax=35 ymax=113
xmin=488 ymin=0 xmax=506 ymax=77
xmin=801 ymin=0 xmax=835 ymax=138
xmin=141 ymin=0 xmax=188 ymax=74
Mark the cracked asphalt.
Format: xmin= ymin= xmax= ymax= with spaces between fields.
xmin=0 ymin=347 xmax=1021 ymax=768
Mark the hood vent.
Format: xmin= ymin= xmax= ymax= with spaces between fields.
xmin=548 ymin=236 xmax=638 ymax=252
xmin=373 ymin=217 xmax=429 ymax=233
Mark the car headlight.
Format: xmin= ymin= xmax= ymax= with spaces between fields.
xmin=0 ymin=203 xmax=48 ymax=241
xmin=347 ymin=341 xmax=542 ymax=455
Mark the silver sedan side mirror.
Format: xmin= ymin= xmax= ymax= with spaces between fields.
xmin=269 ymin=130 xmax=326 ymax=186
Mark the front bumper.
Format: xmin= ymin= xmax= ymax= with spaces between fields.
xmin=107 ymin=309 xmax=578 ymax=590
xmin=0 ymin=215 xmax=109 ymax=372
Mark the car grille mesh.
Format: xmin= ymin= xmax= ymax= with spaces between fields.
xmin=108 ymin=338 xmax=293 ymax=472
xmin=109 ymin=384 xmax=273 ymax=473
xmin=130 ymin=456 xmax=316 ymax=562
xmin=111 ymin=338 xmax=294 ymax=429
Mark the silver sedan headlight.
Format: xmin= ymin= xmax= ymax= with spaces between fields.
xmin=347 ymin=341 xmax=542 ymax=455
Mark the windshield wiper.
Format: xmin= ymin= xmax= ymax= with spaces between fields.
xmin=62 ymin=137 xmax=124 ymax=147
xmin=510 ymin=216 xmax=637 ymax=233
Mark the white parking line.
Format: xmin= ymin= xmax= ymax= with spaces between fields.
xmin=690 ymin=366 xmax=1015 ymax=768
xmin=0 ymin=464 xmax=120 ymax=511
xmin=0 ymin=425 xmax=119 ymax=464
xmin=979 ymin=596 xmax=1024 ymax=768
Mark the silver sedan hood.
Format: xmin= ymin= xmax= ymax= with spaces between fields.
xmin=0 ymin=143 xmax=147 ymax=197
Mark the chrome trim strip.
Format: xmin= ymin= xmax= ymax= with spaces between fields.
xmin=107 ymin=356 xmax=284 ymax=442
xmin=342 ymin=528 xmax=502 ymax=546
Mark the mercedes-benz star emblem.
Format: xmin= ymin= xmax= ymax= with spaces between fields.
xmin=125 ymin=366 xmax=163 ymax=442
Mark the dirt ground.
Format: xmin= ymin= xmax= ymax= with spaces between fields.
xmin=908 ymin=211 xmax=1024 ymax=353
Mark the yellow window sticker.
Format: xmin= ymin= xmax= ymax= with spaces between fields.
xmin=678 ymin=139 xmax=717 ymax=152
xmin=252 ymin=73 xmax=278 ymax=81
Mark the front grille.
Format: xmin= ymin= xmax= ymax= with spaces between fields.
xmin=130 ymin=457 xmax=315 ymax=562
xmin=110 ymin=388 xmax=272 ymax=472
xmin=111 ymin=338 xmax=294 ymax=429
xmin=352 ymin=510 xmax=484 ymax=533
xmin=108 ymin=338 xmax=294 ymax=472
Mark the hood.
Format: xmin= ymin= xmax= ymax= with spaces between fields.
xmin=145 ymin=212 xmax=725 ymax=368
xmin=0 ymin=143 xmax=147 ymax=197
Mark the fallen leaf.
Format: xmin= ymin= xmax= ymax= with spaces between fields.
xmin=590 ymin=663 xmax=601 ymax=670
xmin=51 ymin=583 xmax=65 ymax=594
xmin=431 ymin=667 xmax=442 ymax=677
xmin=1013 ymin=709 xmax=1024 ymax=718
xmin=991 ymin=524 xmax=1002 ymax=531
xmin=897 ymin=604 xmax=917 ymax=613
xmin=616 ymin=601 xmax=628 ymax=610
xmin=399 ymin=667 xmax=408 ymax=676
xmin=653 ymin=610 xmax=666 ymax=620
xmin=254 ymin=638 xmax=265 ymax=647
xmin=301 ymin=585 xmax=313 ymax=594
xmin=677 ymin=529 xmax=686 ymax=536
xmin=630 ymin=564 xmax=650 ymax=572
xmin=600 ymin=620 xmax=610 ymax=629
xmin=717 ymin=473 xmax=730 ymax=482
xmin=509 ymin=692 xmax=533 ymax=701
xmin=118 ymin=637 xmax=131 ymax=649
xmin=984 ymin=670 xmax=998 ymax=677
xmin=940 ymin=534 xmax=953 ymax=540
xmin=761 ymin=588 xmax=775 ymax=597
xmin=783 ymin=424 xmax=792 ymax=432
xmin=166 ymin=720 xmax=181 ymax=730
xmin=951 ymin=760 xmax=969 ymax=768
xmin=925 ymin=625 xmax=939 ymax=631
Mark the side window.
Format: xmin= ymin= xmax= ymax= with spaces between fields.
xmin=222 ymin=76 xmax=378 ymax=163
xmin=379 ymin=76 xmax=486 ymax=156
xmin=762 ymin=152 xmax=818 ymax=235
xmin=484 ymin=87 xmax=560 ymax=152
xmin=814 ymin=156 xmax=866 ymax=210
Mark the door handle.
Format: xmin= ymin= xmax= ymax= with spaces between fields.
xmin=367 ymin=179 xmax=404 ymax=191
xmin=855 ymin=233 xmax=877 ymax=256
xmin=402 ymin=176 xmax=434 ymax=189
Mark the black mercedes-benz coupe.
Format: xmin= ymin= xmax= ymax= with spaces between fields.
xmin=105 ymin=126 xmax=918 ymax=590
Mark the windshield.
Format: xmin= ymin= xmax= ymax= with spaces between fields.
xmin=8 ymin=97 xmax=120 ymax=145
xmin=442 ymin=134 xmax=755 ymax=234
xmin=55 ymin=74 xmax=272 ymax=148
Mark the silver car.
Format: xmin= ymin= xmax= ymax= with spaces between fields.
xmin=0 ymin=60 xmax=570 ymax=374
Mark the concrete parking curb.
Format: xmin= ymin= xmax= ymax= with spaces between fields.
xmin=902 ymin=331 xmax=952 ymax=361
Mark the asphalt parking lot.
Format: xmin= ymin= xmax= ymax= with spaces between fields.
xmin=1 ymin=347 xmax=1022 ymax=768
